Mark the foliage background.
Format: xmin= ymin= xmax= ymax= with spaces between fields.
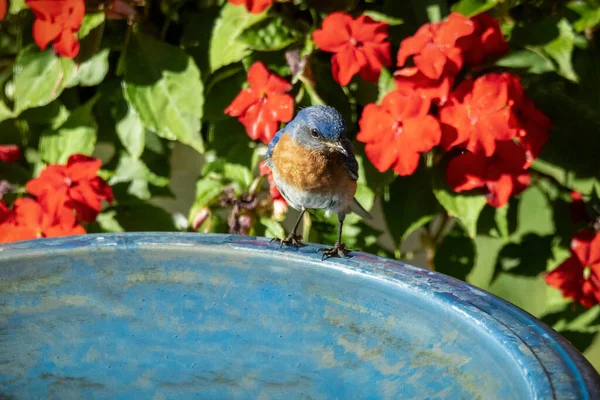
xmin=1 ymin=0 xmax=600 ymax=370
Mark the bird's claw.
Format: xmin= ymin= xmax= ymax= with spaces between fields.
xmin=318 ymin=242 xmax=351 ymax=260
xmin=271 ymin=233 xmax=304 ymax=248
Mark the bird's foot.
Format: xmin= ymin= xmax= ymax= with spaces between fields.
xmin=318 ymin=242 xmax=351 ymax=260
xmin=271 ymin=233 xmax=304 ymax=248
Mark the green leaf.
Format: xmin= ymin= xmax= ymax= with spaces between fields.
xmin=362 ymin=11 xmax=404 ymax=25
xmin=383 ymin=168 xmax=440 ymax=247
xmin=38 ymin=98 xmax=98 ymax=164
xmin=567 ymin=1 xmax=600 ymax=32
xmin=13 ymin=46 xmax=75 ymax=114
xmin=514 ymin=185 xmax=555 ymax=239
xmin=377 ymin=67 xmax=395 ymax=104
xmin=74 ymin=48 xmax=110 ymax=87
xmin=223 ymin=163 xmax=252 ymax=188
xmin=209 ymin=2 xmax=267 ymax=72
xmin=238 ymin=16 xmax=298 ymax=51
xmin=495 ymin=204 xmax=510 ymax=241
xmin=78 ymin=13 xmax=105 ymax=39
xmin=543 ymin=19 xmax=578 ymax=82
xmin=8 ymin=0 xmax=26 ymax=14
xmin=107 ymin=204 xmax=177 ymax=232
xmin=435 ymin=224 xmax=476 ymax=281
xmin=0 ymin=99 xmax=15 ymax=123
xmin=124 ymin=32 xmax=205 ymax=153
xmin=495 ymin=48 xmax=555 ymax=74
xmin=188 ymin=178 xmax=225 ymax=223
xmin=259 ymin=217 xmax=285 ymax=239
xmin=116 ymin=103 xmax=145 ymax=159
xmin=452 ymin=0 xmax=497 ymax=17
xmin=432 ymin=167 xmax=487 ymax=238
xmin=109 ymin=153 xmax=169 ymax=200
xmin=203 ymin=65 xmax=246 ymax=123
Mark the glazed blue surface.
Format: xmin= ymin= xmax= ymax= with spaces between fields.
xmin=0 ymin=233 xmax=598 ymax=399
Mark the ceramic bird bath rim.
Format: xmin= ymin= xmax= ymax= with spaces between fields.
xmin=1 ymin=232 xmax=599 ymax=399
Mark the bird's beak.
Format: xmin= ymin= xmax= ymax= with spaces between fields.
xmin=322 ymin=141 xmax=348 ymax=157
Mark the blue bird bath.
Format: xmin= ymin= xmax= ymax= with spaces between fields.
xmin=0 ymin=233 xmax=598 ymax=399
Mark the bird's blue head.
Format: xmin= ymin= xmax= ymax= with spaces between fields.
xmin=285 ymin=105 xmax=348 ymax=155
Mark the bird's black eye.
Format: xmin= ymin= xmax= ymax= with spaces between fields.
xmin=310 ymin=128 xmax=320 ymax=138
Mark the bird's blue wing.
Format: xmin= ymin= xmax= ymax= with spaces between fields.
xmin=341 ymin=137 xmax=359 ymax=181
xmin=265 ymin=129 xmax=285 ymax=168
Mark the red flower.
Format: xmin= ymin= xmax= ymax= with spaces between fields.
xmin=357 ymin=90 xmax=441 ymax=176
xmin=312 ymin=12 xmax=391 ymax=86
xmin=227 ymin=0 xmax=271 ymax=14
xmin=225 ymin=62 xmax=294 ymax=144
xmin=25 ymin=0 xmax=85 ymax=59
xmin=515 ymin=98 xmax=550 ymax=167
xmin=394 ymin=67 xmax=453 ymax=105
xmin=0 ymin=197 xmax=85 ymax=244
xmin=260 ymin=161 xmax=288 ymax=218
xmin=26 ymin=154 xmax=114 ymax=223
xmin=0 ymin=200 xmax=10 ymax=224
xmin=569 ymin=191 xmax=590 ymax=223
xmin=440 ymin=73 xmax=522 ymax=157
xmin=397 ymin=12 xmax=474 ymax=80
xmin=461 ymin=13 xmax=509 ymax=66
xmin=546 ymin=230 xmax=600 ymax=308
xmin=0 ymin=0 xmax=7 ymax=20
xmin=446 ymin=140 xmax=530 ymax=207
xmin=0 ymin=145 xmax=21 ymax=162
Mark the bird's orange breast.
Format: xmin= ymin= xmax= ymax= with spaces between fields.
xmin=271 ymin=134 xmax=356 ymax=199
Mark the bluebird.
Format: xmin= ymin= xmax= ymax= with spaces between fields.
xmin=265 ymin=105 xmax=371 ymax=259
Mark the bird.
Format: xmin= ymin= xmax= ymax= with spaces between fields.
xmin=265 ymin=105 xmax=371 ymax=260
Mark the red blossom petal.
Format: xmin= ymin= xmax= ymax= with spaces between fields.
xmin=572 ymin=230 xmax=600 ymax=267
xmin=397 ymin=24 xmax=432 ymax=66
xmin=0 ymin=0 xmax=6 ymax=21
xmin=265 ymin=92 xmax=294 ymax=123
xmin=446 ymin=151 xmax=486 ymax=192
xmin=435 ymin=12 xmax=475 ymax=47
xmin=359 ymin=42 xmax=392 ymax=82
xmin=31 ymin=19 xmax=62 ymax=50
xmin=463 ymin=13 xmax=508 ymax=65
xmin=381 ymin=90 xmax=430 ymax=121
xmin=357 ymin=103 xmax=395 ymax=143
xmin=44 ymin=223 xmax=86 ymax=238
xmin=400 ymin=115 xmax=441 ymax=153
xmin=352 ymin=15 xmax=389 ymax=44
xmin=265 ymin=74 xmax=293 ymax=94
xmin=247 ymin=61 xmax=270 ymax=91
xmin=364 ymin=141 xmax=397 ymax=173
xmin=238 ymin=102 xmax=279 ymax=143
xmin=66 ymin=154 xmax=102 ymax=181
xmin=485 ymin=170 xmax=513 ymax=208
xmin=227 ymin=0 xmax=271 ymax=14
xmin=12 ymin=198 xmax=44 ymax=231
xmin=391 ymin=150 xmax=421 ymax=176
xmin=546 ymin=255 xmax=597 ymax=308
xmin=0 ymin=224 xmax=37 ymax=243
xmin=312 ymin=12 xmax=353 ymax=52
xmin=26 ymin=165 xmax=69 ymax=199
xmin=394 ymin=67 xmax=452 ymax=105
xmin=225 ymin=89 xmax=259 ymax=117
xmin=0 ymin=145 xmax=22 ymax=162
xmin=413 ymin=44 xmax=448 ymax=80
xmin=512 ymin=172 xmax=530 ymax=196
xmin=331 ymin=46 xmax=365 ymax=86
xmin=439 ymin=104 xmax=470 ymax=150
xmin=52 ymin=29 xmax=80 ymax=59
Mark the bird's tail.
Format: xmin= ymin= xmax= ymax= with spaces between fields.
xmin=350 ymin=198 xmax=373 ymax=220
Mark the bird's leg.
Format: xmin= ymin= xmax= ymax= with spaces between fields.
xmin=271 ymin=208 xmax=305 ymax=248
xmin=318 ymin=215 xmax=351 ymax=260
